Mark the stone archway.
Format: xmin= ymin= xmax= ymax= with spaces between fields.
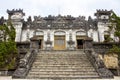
xmin=54 ymin=31 xmax=66 ymax=50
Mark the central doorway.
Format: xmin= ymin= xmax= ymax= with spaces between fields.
xmin=38 ymin=36 xmax=43 ymax=49
xmin=38 ymin=39 xmax=43 ymax=49
xmin=76 ymin=36 xmax=85 ymax=49
xmin=54 ymin=36 xmax=66 ymax=50
xmin=77 ymin=39 xmax=83 ymax=49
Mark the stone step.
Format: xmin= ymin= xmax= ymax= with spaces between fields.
xmin=32 ymin=63 xmax=92 ymax=66
xmin=35 ymin=57 xmax=89 ymax=60
xmin=30 ymin=69 xmax=96 ymax=72
xmin=33 ymin=62 xmax=91 ymax=65
xmin=34 ymin=58 xmax=91 ymax=62
xmin=32 ymin=64 xmax=92 ymax=67
xmin=34 ymin=60 xmax=89 ymax=63
xmin=31 ymin=64 xmax=94 ymax=67
xmin=37 ymin=53 xmax=85 ymax=55
xmin=27 ymin=72 xmax=99 ymax=76
xmin=35 ymin=57 xmax=88 ymax=59
xmin=28 ymin=72 xmax=98 ymax=76
xmin=39 ymin=51 xmax=84 ymax=53
xmin=27 ymin=74 xmax=99 ymax=79
xmin=37 ymin=52 xmax=86 ymax=54
xmin=32 ymin=65 xmax=94 ymax=69
xmin=31 ymin=68 xmax=95 ymax=71
xmin=35 ymin=57 xmax=88 ymax=60
xmin=27 ymin=51 xmax=99 ymax=79
xmin=32 ymin=64 xmax=93 ymax=68
xmin=27 ymin=75 xmax=100 ymax=79
xmin=36 ymin=56 xmax=87 ymax=59
xmin=37 ymin=53 xmax=86 ymax=56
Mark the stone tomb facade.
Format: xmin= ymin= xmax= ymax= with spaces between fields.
xmin=5 ymin=9 xmax=118 ymax=50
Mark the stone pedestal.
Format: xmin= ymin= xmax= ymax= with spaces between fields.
xmin=45 ymin=40 xmax=52 ymax=50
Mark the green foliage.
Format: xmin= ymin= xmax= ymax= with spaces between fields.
xmin=8 ymin=22 xmax=16 ymax=41
xmin=104 ymin=35 xmax=113 ymax=42
xmin=0 ymin=23 xmax=17 ymax=70
xmin=108 ymin=45 xmax=120 ymax=58
xmin=114 ymin=31 xmax=120 ymax=38
xmin=109 ymin=45 xmax=120 ymax=54
xmin=109 ymin=12 xmax=120 ymax=42
xmin=108 ymin=13 xmax=120 ymax=62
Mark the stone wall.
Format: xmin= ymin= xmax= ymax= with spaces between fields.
xmin=85 ymin=50 xmax=114 ymax=78
xmin=99 ymin=54 xmax=119 ymax=69
xmin=104 ymin=54 xmax=118 ymax=69
xmin=93 ymin=42 xmax=120 ymax=75
xmin=93 ymin=42 xmax=120 ymax=54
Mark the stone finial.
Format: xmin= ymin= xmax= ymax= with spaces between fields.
xmin=7 ymin=9 xmax=25 ymax=16
xmin=0 ymin=16 xmax=5 ymax=25
xmin=27 ymin=16 xmax=32 ymax=22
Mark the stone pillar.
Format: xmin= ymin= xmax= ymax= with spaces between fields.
xmin=14 ymin=23 xmax=23 ymax=42
xmin=7 ymin=9 xmax=25 ymax=42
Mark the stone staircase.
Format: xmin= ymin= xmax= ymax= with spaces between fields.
xmin=27 ymin=50 xmax=100 ymax=79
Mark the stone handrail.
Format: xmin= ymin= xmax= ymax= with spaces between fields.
xmin=12 ymin=50 xmax=37 ymax=78
xmin=85 ymin=49 xmax=114 ymax=78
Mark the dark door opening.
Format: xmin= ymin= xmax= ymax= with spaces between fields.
xmin=39 ymin=40 xmax=42 ymax=49
xmin=77 ymin=39 xmax=83 ymax=49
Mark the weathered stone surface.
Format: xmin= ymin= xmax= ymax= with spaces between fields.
xmin=104 ymin=54 xmax=118 ymax=69
xmin=27 ymin=50 xmax=99 ymax=79
xmin=85 ymin=49 xmax=114 ymax=78
xmin=12 ymin=50 xmax=37 ymax=78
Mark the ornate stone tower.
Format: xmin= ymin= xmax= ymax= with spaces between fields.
xmin=94 ymin=9 xmax=112 ymax=42
xmin=7 ymin=9 xmax=25 ymax=42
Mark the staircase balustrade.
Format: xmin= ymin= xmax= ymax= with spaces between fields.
xmin=85 ymin=49 xmax=114 ymax=78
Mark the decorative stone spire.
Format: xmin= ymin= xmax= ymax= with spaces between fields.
xmin=7 ymin=9 xmax=25 ymax=16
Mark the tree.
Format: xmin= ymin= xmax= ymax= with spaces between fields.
xmin=110 ymin=12 xmax=120 ymax=42
xmin=109 ymin=12 xmax=120 ymax=75
xmin=0 ymin=22 xmax=18 ymax=70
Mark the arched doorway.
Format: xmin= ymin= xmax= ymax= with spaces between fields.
xmin=35 ymin=30 xmax=44 ymax=49
xmin=76 ymin=30 xmax=86 ymax=49
xmin=54 ymin=31 xmax=66 ymax=50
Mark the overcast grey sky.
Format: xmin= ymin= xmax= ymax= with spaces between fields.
xmin=0 ymin=0 xmax=120 ymax=19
